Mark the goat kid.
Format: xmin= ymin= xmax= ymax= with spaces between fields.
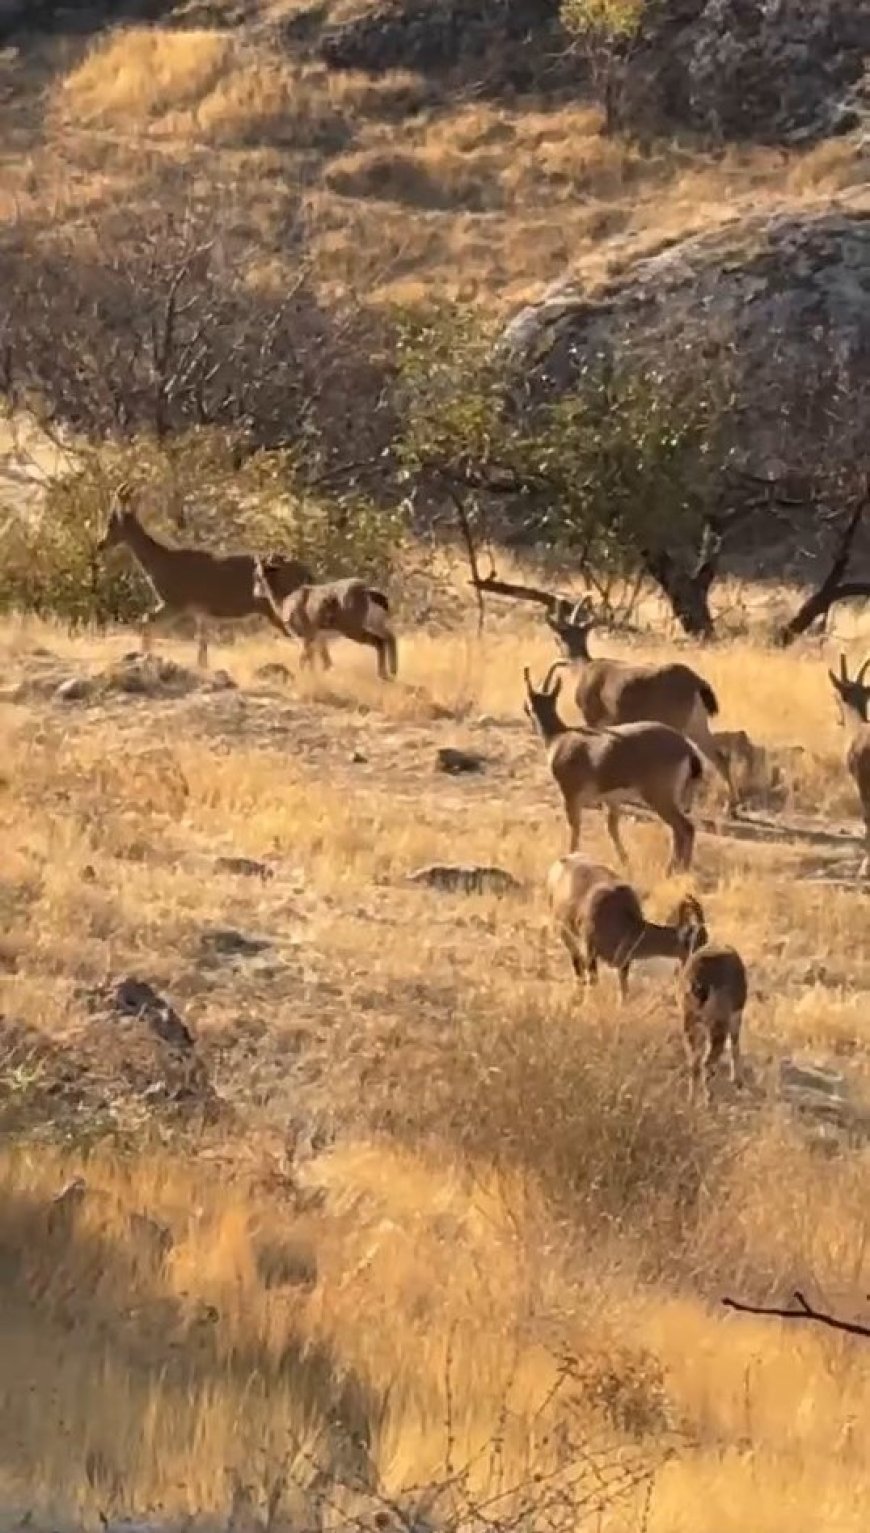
xmin=252 ymin=558 xmax=398 ymax=680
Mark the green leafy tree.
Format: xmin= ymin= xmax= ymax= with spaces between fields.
xmin=396 ymin=306 xmax=730 ymax=637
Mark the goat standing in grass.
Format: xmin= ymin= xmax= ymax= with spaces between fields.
xmin=97 ymin=485 xmax=310 ymax=668
xmin=548 ymin=856 xmax=748 ymax=1102
xmin=547 ymin=854 xmax=706 ymax=1000
xmin=827 ymin=652 xmax=870 ymax=878
xmin=252 ymin=558 xmax=398 ymax=680
xmin=546 ymin=600 xmax=739 ymax=815
xmin=524 ymin=664 xmax=703 ymax=872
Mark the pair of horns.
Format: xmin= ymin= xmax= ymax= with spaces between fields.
xmin=836 ymin=651 xmax=870 ymax=686
xmin=524 ymin=660 xmax=569 ymax=694
xmin=550 ymin=596 xmax=595 ymax=627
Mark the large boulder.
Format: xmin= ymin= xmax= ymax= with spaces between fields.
xmin=614 ymin=0 xmax=869 ymax=145
xmin=319 ymin=0 xmax=583 ymax=92
xmin=502 ymin=201 xmax=870 ymax=570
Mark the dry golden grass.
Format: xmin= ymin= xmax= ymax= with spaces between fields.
xmin=13 ymin=24 xmax=861 ymax=304
xmin=0 ymin=597 xmax=869 ymax=1529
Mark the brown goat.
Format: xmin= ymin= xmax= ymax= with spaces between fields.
xmin=546 ymin=601 xmax=738 ymax=814
xmin=524 ymin=664 xmax=703 ymax=873
xmin=828 ymin=652 xmax=870 ymax=878
xmin=97 ymin=486 xmax=310 ymax=668
xmin=253 ymin=559 xmax=398 ymax=680
xmin=547 ymin=854 xmax=706 ymax=1000
xmin=678 ymin=926 xmax=748 ymax=1105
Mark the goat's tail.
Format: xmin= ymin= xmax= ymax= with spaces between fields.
xmin=367 ymin=588 xmax=390 ymax=613
xmin=698 ymin=680 xmax=719 ymax=717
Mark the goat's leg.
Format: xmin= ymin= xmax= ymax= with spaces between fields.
xmin=705 ymin=1021 xmax=728 ymax=1098
xmin=617 ymin=964 xmax=631 ymax=1003
xmin=356 ymin=629 xmax=390 ymax=680
xmin=729 ymin=1014 xmax=744 ymax=1085
xmin=656 ymin=805 xmax=695 ymax=875
xmin=558 ymin=925 xmax=586 ymax=984
xmin=564 ymin=795 xmax=582 ymax=853
xmin=683 ymin=1017 xmax=708 ymax=1105
xmin=583 ymin=935 xmax=599 ymax=988
xmin=315 ymin=636 xmax=332 ymax=671
xmin=140 ymin=601 xmax=174 ymax=658
xmin=687 ymin=710 xmax=739 ymax=816
xmin=195 ymin=617 xmax=209 ymax=670
xmin=860 ymin=817 xmax=869 ymax=879
xmin=605 ymin=806 xmax=629 ymax=866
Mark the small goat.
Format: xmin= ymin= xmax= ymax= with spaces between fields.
xmin=546 ymin=600 xmax=738 ymax=814
xmin=547 ymin=854 xmax=706 ymax=999
xmin=252 ymin=558 xmax=398 ymax=680
xmin=97 ymin=486 xmax=310 ymax=668
xmin=678 ymin=922 xmax=748 ymax=1105
xmin=524 ymin=664 xmax=703 ymax=872
xmin=828 ymin=652 xmax=870 ymax=877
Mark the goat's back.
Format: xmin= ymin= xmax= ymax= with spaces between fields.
xmin=546 ymin=854 xmax=621 ymax=927
xmin=683 ymin=944 xmax=747 ymax=1018
xmin=579 ymin=660 xmax=711 ymax=730
xmin=550 ymin=721 xmax=699 ymax=797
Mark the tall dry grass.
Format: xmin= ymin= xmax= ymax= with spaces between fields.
xmin=0 ymin=606 xmax=868 ymax=1529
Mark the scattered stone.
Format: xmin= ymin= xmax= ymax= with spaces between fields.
xmin=350 ymin=749 xmax=369 ymax=764
xmin=200 ymin=927 xmax=274 ymax=960
xmin=406 ymin=863 xmax=521 ymax=895
xmin=54 ymin=675 xmax=95 ymax=703
xmin=255 ymin=661 xmax=293 ymax=685
xmin=214 ymin=856 xmax=274 ymax=882
xmin=436 ymin=746 xmax=486 ymax=775
xmin=206 ymin=668 xmax=237 ymax=692
xmin=780 ymin=1059 xmax=847 ymax=1100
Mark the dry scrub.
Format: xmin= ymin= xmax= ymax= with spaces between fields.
xmin=0 ymin=605 xmax=868 ymax=1529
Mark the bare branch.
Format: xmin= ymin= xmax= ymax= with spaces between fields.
xmin=722 ymin=1290 xmax=870 ymax=1339
xmin=777 ymin=497 xmax=868 ymax=645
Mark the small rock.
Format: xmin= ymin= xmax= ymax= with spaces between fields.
xmin=200 ymin=928 xmax=273 ymax=960
xmin=255 ymin=661 xmax=293 ymax=685
xmin=214 ymin=856 xmax=273 ymax=881
xmin=54 ymin=675 xmax=94 ymax=703
xmin=206 ymin=668 xmax=237 ymax=692
xmin=436 ymin=746 xmax=486 ymax=775
xmin=406 ymin=863 xmax=521 ymax=895
xmin=350 ymin=749 xmax=369 ymax=764
xmin=779 ymin=1059 xmax=847 ymax=1100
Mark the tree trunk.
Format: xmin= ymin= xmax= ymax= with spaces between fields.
xmin=640 ymin=549 xmax=716 ymax=639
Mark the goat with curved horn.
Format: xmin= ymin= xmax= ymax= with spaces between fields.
xmin=545 ymin=610 xmax=739 ymax=815
xmin=523 ymin=666 xmax=704 ymax=873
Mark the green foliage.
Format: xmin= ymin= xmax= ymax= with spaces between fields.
xmin=560 ymin=0 xmax=645 ymax=39
xmin=395 ymin=306 xmax=724 ymax=579
xmin=0 ymin=429 xmax=406 ymax=627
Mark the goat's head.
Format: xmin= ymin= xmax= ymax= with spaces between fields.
xmin=523 ymin=662 xmax=568 ymax=738
xmin=97 ymin=482 xmax=135 ymax=553
xmin=828 ymin=652 xmax=870 ymax=726
xmin=669 ymin=894 xmax=708 ymax=959
xmin=545 ymin=597 xmax=596 ymax=660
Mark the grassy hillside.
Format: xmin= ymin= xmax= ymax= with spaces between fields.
xmin=1 ymin=608 xmax=869 ymax=1529
xmin=1 ymin=10 xmax=864 ymax=306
